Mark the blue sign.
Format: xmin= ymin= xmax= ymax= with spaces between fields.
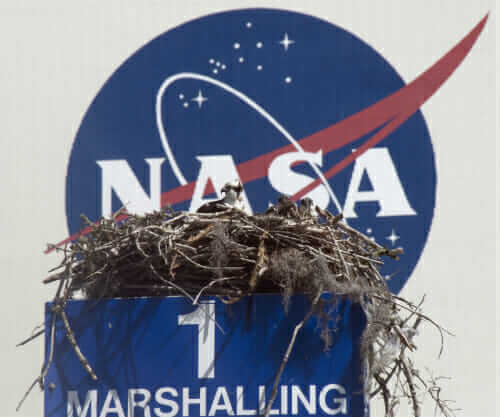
xmin=45 ymin=295 xmax=366 ymax=416
xmin=64 ymin=8 xmax=441 ymax=294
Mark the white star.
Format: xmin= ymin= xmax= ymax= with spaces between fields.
xmin=246 ymin=22 xmax=252 ymax=28
xmin=191 ymin=90 xmax=208 ymax=109
xmin=279 ymin=33 xmax=295 ymax=51
xmin=285 ymin=76 xmax=292 ymax=84
xmin=386 ymin=229 xmax=400 ymax=246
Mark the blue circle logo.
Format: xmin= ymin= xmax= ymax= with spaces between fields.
xmin=66 ymin=9 xmax=440 ymax=293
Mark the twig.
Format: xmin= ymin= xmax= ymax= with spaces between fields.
xmin=16 ymin=283 xmax=60 ymax=411
xmin=249 ymin=237 xmax=266 ymax=290
xmin=17 ymin=328 xmax=45 ymax=347
xmin=400 ymin=358 xmax=420 ymax=417
xmin=263 ymin=292 xmax=321 ymax=417
xmin=57 ymin=306 xmax=98 ymax=381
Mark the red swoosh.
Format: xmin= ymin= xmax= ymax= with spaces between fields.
xmin=46 ymin=14 xmax=488 ymax=254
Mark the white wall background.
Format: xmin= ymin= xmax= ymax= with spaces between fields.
xmin=0 ymin=1 xmax=496 ymax=416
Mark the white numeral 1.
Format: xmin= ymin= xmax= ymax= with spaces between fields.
xmin=178 ymin=301 xmax=215 ymax=379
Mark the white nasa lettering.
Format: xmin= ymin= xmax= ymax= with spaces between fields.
xmin=291 ymin=385 xmax=316 ymax=415
xmin=154 ymin=388 xmax=179 ymax=417
xmin=96 ymin=147 xmax=413 ymax=220
xmin=97 ymin=158 xmax=164 ymax=217
xmin=99 ymin=389 xmax=126 ymax=417
xmin=236 ymin=386 xmax=257 ymax=415
xmin=208 ymin=386 xmax=234 ymax=416
xmin=189 ymin=155 xmax=253 ymax=213
xmin=178 ymin=302 xmax=215 ymax=379
xmin=128 ymin=388 xmax=152 ymax=417
xmin=182 ymin=387 xmax=207 ymax=416
xmin=280 ymin=386 xmax=288 ymax=415
xmin=67 ymin=390 xmax=97 ymax=417
xmin=69 ymin=384 xmax=349 ymax=416
xmin=319 ymin=384 xmax=347 ymax=415
xmin=343 ymin=148 xmax=416 ymax=218
xmin=267 ymin=150 xmax=330 ymax=210
xmin=258 ymin=385 xmax=279 ymax=415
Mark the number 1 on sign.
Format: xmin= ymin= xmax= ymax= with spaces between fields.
xmin=178 ymin=301 xmax=215 ymax=379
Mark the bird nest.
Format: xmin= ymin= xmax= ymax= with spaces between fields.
xmin=19 ymin=199 xmax=455 ymax=417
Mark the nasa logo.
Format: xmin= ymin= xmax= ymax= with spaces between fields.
xmin=62 ymin=9 xmax=487 ymax=293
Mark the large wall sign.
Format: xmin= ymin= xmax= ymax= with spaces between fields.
xmin=63 ymin=9 xmax=487 ymax=293
xmin=45 ymin=296 xmax=366 ymax=417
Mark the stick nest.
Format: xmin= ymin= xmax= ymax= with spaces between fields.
xmin=48 ymin=205 xmax=403 ymax=301
xmin=21 ymin=202 xmax=455 ymax=417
